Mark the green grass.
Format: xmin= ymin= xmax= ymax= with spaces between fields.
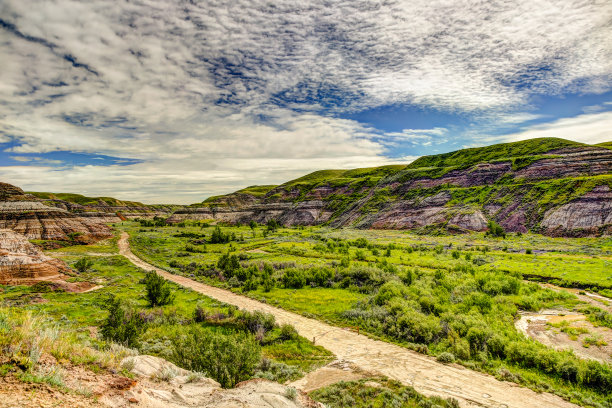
xmin=251 ymin=288 xmax=366 ymax=322
xmin=595 ymin=141 xmax=612 ymax=150
xmin=202 ymin=185 xmax=278 ymax=205
xmin=120 ymin=222 xmax=612 ymax=407
xmin=310 ymin=377 xmax=461 ymax=408
xmin=406 ymin=137 xmax=582 ymax=170
xmin=27 ymin=192 xmax=148 ymax=207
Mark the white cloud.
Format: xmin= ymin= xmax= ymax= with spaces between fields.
xmin=500 ymin=111 xmax=612 ymax=145
xmin=0 ymin=0 xmax=611 ymax=201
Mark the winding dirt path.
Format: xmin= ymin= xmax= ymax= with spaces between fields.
xmin=118 ymin=232 xmax=578 ymax=408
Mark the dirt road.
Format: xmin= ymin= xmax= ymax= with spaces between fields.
xmin=118 ymin=232 xmax=578 ymax=408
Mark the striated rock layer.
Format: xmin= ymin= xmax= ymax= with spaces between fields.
xmin=0 ymin=183 xmax=112 ymax=242
xmin=171 ymin=144 xmax=612 ymax=237
xmin=0 ymin=229 xmax=70 ymax=285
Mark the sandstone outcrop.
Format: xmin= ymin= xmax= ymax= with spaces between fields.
xmin=0 ymin=229 xmax=70 ymax=285
xmin=540 ymin=185 xmax=612 ymax=236
xmin=0 ymin=183 xmax=113 ymax=242
xmin=107 ymin=355 xmax=321 ymax=408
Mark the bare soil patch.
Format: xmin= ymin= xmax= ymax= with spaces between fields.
xmin=516 ymin=309 xmax=611 ymax=364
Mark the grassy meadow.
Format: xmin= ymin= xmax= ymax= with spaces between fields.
xmin=122 ymin=220 xmax=612 ymax=407
xmin=0 ymin=233 xmax=333 ymax=394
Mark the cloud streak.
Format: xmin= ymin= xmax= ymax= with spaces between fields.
xmin=0 ymin=0 xmax=611 ymax=202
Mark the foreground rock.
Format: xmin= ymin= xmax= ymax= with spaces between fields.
xmin=0 ymin=182 xmax=112 ymax=242
xmin=0 ymin=229 xmax=70 ymax=285
xmin=102 ymin=355 xmax=321 ymax=408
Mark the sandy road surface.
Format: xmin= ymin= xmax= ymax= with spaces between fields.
xmin=118 ymin=232 xmax=578 ymax=408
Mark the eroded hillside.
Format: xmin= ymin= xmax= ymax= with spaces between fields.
xmin=170 ymin=138 xmax=612 ymax=237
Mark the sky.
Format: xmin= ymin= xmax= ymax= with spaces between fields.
xmin=0 ymin=0 xmax=611 ymax=203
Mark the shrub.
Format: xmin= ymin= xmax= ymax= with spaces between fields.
xmin=73 ymin=257 xmax=94 ymax=273
xmin=100 ymin=296 xmax=145 ymax=347
xmin=352 ymin=238 xmax=369 ymax=248
xmin=278 ymin=324 xmax=298 ymax=341
xmin=254 ymin=358 xmax=302 ymax=383
xmin=437 ymin=352 xmax=455 ymax=364
xmin=171 ymin=326 xmax=261 ymax=388
xmin=242 ymin=277 xmax=258 ymax=292
xmin=485 ymin=220 xmax=506 ymax=238
xmin=266 ymin=219 xmax=281 ymax=232
xmin=193 ymin=305 xmax=208 ymax=323
xmin=217 ymin=253 xmax=241 ymax=278
xmin=237 ymin=310 xmax=276 ymax=335
xmin=401 ymin=269 xmax=414 ymax=286
xmin=143 ymin=271 xmax=175 ymax=307
xmin=355 ymin=249 xmax=367 ymax=261
xmin=374 ymin=281 xmax=407 ymax=306
xmin=556 ymin=358 xmax=579 ymax=382
xmin=308 ymin=267 xmax=333 ymax=287
xmin=210 ymin=226 xmax=232 ymax=244
xmin=282 ymin=269 xmax=306 ymax=289
xmin=393 ymin=310 xmax=441 ymax=344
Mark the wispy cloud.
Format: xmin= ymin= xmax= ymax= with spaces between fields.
xmin=0 ymin=0 xmax=611 ymax=201
xmin=499 ymin=111 xmax=612 ymax=145
xmin=9 ymin=156 xmax=63 ymax=165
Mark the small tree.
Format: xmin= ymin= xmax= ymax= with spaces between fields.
xmin=143 ymin=271 xmax=175 ymax=307
xmin=217 ymin=253 xmax=241 ymax=278
xmin=100 ymin=296 xmax=145 ymax=347
xmin=266 ymin=219 xmax=281 ymax=232
xmin=210 ymin=225 xmax=231 ymax=244
xmin=73 ymin=257 xmax=94 ymax=273
xmin=485 ymin=220 xmax=506 ymax=238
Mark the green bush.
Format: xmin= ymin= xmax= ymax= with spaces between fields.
xmin=217 ymin=253 xmax=241 ymax=278
xmin=282 ymin=269 xmax=306 ymax=289
xmin=171 ymin=326 xmax=261 ymax=388
xmin=210 ymin=226 xmax=233 ymax=244
xmin=100 ymin=296 xmax=145 ymax=347
xmin=374 ymin=281 xmax=407 ymax=306
xmin=484 ymin=220 xmax=506 ymax=238
xmin=236 ymin=310 xmax=276 ymax=335
xmin=437 ymin=352 xmax=455 ymax=364
xmin=143 ymin=271 xmax=175 ymax=307
xmin=73 ymin=257 xmax=94 ymax=273
xmin=278 ymin=324 xmax=298 ymax=341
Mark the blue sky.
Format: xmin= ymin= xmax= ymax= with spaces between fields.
xmin=0 ymin=0 xmax=611 ymax=203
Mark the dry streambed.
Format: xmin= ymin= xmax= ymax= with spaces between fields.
xmin=118 ymin=232 xmax=580 ymax=408
xmin=516 ymin=310 xmax=611 ymax=364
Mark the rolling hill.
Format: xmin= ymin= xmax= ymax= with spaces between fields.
xmin=170 ymin=138 xmax=612 ymax=237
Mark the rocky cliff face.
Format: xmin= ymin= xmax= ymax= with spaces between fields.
xmin=0 ymin=229 xmax=70 ymax=284
xmin=540 ymin=185 xmax=612 ymax=236
xmin=172 ymin=142 xmax=612 ymax=237
xmin=39 ymin=198 xmax=176 ymax=222
xmin=0 ymin=183 xmax=113 ymax=242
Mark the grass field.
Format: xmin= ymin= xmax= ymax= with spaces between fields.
xmin=121 ymin=220 xmax=612 ymax=407
xmin=0 ymin=234 xmax=333 ymax=392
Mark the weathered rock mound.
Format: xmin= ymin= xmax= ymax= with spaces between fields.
xmin=107 ymin=355 xmax=320 ymax=408
xmin=540 ymin=185 xmax=612 ymax=236
xmin=0 ymin=229 xmax=70 ymax=284
xmin=0 ymin=182 xmax=113 ymax=242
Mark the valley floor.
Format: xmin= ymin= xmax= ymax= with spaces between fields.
xmin=118 ymin=232 xmax=579 ymax=408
